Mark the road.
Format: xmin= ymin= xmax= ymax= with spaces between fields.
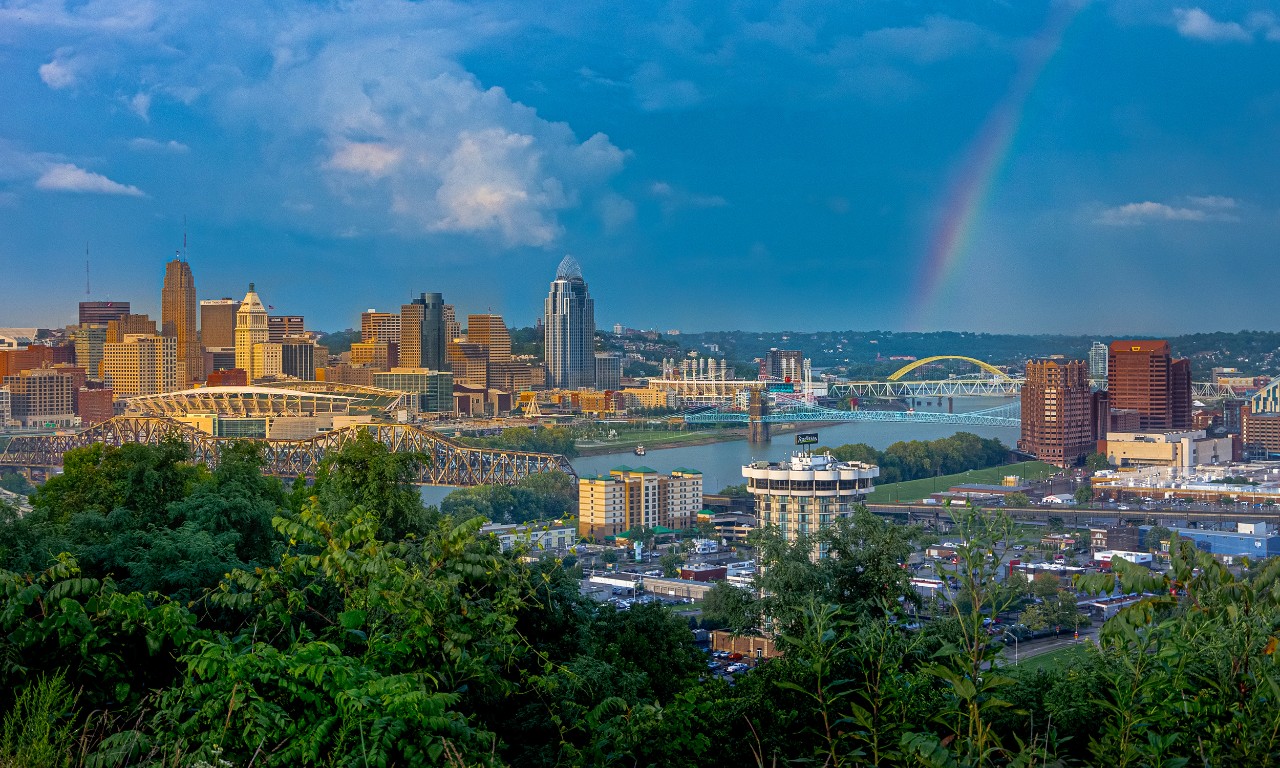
xmin=1000 ymin=626 xmax=1097 ymax=667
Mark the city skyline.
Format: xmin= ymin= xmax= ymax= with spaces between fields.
xmin=3 ymin=2 xmax=1280 ymax=334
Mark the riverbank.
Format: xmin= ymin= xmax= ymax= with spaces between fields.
xmin=574 ymin=422 xmax=820 ymax=457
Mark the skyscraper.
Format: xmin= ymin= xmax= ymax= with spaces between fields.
xmin=162 ymin=258 xmax=203 ymax=383
xmin=417 ymin=293 xmax=448 ymax=371
xmin=79 ymin=301 xmax=130 ymax=326
xmin=1088 ymin=341 xmax=1108 ymax=389
xmin=467 ymin=314 xmax=512 ymax=362
xmin=200 ymin=299 xmax=239 ymax=349
xmin=543 ymin=255 xmax=595 ymax=389
xmin=1108 ymin=340 xmax=1193 ymax=431
xmin=234 ymin=284 xmax=269 ymax=378
xmin=1018 ymin=359 xmax=1095 ymax=467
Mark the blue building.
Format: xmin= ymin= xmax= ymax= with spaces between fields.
xmin=1150 ymin=526 xmax=1280 ymax=559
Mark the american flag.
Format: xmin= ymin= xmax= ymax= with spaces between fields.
xmin=268 ymin=305 xmax=275 ymax=310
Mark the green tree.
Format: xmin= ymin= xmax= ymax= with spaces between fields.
xmin=659 ymin=550 xmax=683 ymax=577
xmin=1005 ymin=492 xmax=1030 ymax=508
xmin=700 ymin=581 xmax=758 ymax=634
xmin=1085 ymin=452 xmax=1111 ymax=470
xmin=1075 ymin=485 xmax=1094 ymax=505
xmin=0 ymin=471 xmax=34 ymax=497
xmin=301 ymin=430 xmax=434 ymax=539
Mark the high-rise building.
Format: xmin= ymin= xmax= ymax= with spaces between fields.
xmin=406 ymin=293 xmax=447 ymax=371
xmin=200 ymin=299 xmax=239 ymax=349
xmin=399 ymin=302 xmax=424 ymax=369
xmin=759 ymin=349 xmax=804 ymax=381
xmin=543 ymin=255 xmax=595 ymax=389
xmin=268 ymin=316 xmax=305 ymax=344
xmin=1088 ymin=342 xmax=1108 ymax=389
xmin=372 ymin=369 xmax=454 ymax=413
xmin=467 ymin=314 xmax=512 ymax=361
xmin=77 ymin=388 xmax=114 ymax=425
xmin=105 ymin=314 xmax=157 ymax=344
xmin=281 ymin=336 xmax=317 ymax=380
xmin=101 ymin=334 xmax=177 ymax=397
xmin=73 ymin=324 xmax=107 ymax=378
xmin=234 ymin=284 xmax=270 ymax=379
xmin=360 ymin=310 xmax=400 ymax=345
xmin=742 ymin=452 xmax=879 ymax=559
xmin=79 ymin=301 xmax=130 ymax=326
xmin=0 ymin=387 xmax=12 ymax=427
xmin=350 ymin=341 xmax=391 ymax=371
xmin=162 ymin=258 xmax=203 ymax=383
xmin=447 ymin=342 xmax=489 ymax=389
xmin=1018 ymin=359 xmax=1095 ymax=467
xmin=2 ymin=369 xmax=77 ymax=428
xmin=252 ymin=343 xmax=284 ymax=380
xmin=1107 ymin=341 xmax=1193 ymax=431
xmin=594 ymin=352 xmax=622 ymax=391
xmin=578 ymin=467 xmax=703 ymax=541
xmin=444 ymin=304 xmax=461 ymax=345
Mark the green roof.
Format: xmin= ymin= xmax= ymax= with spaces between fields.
xmin=631 ymin=466 xmax=658 ymax=474
xmin=609 ymin=465 xmax=633 ymax=473
xmin=651 ymin=525 xmax=680 ymax=534
xmin=671 ymin=467 xmax=702 ymax=474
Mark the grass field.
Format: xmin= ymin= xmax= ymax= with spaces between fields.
xmin=1010 ymin=643 xmax=1088 ymax=673
xmin=865 ymin=461 xmax=1061 ymax=503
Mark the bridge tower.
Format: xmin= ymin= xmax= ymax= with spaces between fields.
xmin=748 ymin=389 xmax=771 ymax=443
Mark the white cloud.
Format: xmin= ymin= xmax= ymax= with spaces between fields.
xmin=1173 ymin=8 xmax=1252 ymax=42
xmin=1095 ymin=197 xmax=1240 ymax=226
xmin=38 ymin=48 xmax=82 ymax=89
xmin=596 ymin=193 xmax=636 ymax=232
xmin=326 ymin=142 xmax=403 ymax=178
xmin=631 ymin=62 xmax=703 ymax=111
xmin=35 ymin=163 xmax=145 ymax=196
xmin=829 ymin=16 xmax=1000 ymax=66
xmin=650 ymin=181 xmax=727 ymax=213
xmin=129 ymin=92 xmax=151 ymax=120
xmin=128 ymin=138 xmax=189 ymax=153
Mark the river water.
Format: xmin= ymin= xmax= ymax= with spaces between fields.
xmin=420 ymin=397 xmax=1019 ymax=506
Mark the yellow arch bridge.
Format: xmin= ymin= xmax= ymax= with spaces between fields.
xmin=0 ymin=417 xmax=576 ymax=487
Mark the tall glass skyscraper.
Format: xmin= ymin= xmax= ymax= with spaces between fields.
xmin=543 ymin=255 xmax=595 ymax=389
xmin=1089 ymin=341 xmax=1108 ymax=389
xmin=412 ymin=292 xmax=448 ymax=371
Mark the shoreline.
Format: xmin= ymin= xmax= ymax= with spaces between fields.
xmin=573 ymin=421 xmax=833 ymax=458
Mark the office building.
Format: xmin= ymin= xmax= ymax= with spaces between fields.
xmin=268 ymin=316 xmax=305 ymax=344
xmin=0 ymin=387 xmax=11 ymax=428
xmin=398 ymin=302 xmax=423 ymax=369
xmin=361 ymin=310 xmax=400 ymax=345
xmin=467 ymin=314 xmax=512 ymax=361
xmin=73 ymin=324 xmax=107 ymax=378
xmin=447 ymin=342 xmax=489 ymax=389
xmin=1089 ymin=342 xmax=1108 ymax=389
xmin=372 ymin=368 xmax=454 ymax=413
xmin=578 ymin=466 xmax=703 ymax=541
xmin=162 ymin=258 xmax=203 ymax=384
xmin=2 ymin=369 xmax=77 ymax=428
xmin=1019 ymin=359 xmax=1095 ymax=467
xmin=234 ymin=284 xmax=270 ymax=379
xmin=252 ymin=343 xmax=284 ymax=380
xmin=106 ymin=314 xmax=157 ymax=344
xmin=77 ymin=388 xmax=114 ymax=425
xmin=594 ymin=352 xmax=622 ymax=391
xmin=101 ymin=334 xmax=178 ymax=397
xmin=488 ymin=361 xmax=535 ymax=394
xmin=200 ymin=299 xmax=239 ymax=349
xmin=759 ymin=349 xmax=804 ymax=382
xmin=281 ymin=336 xmax=316 ymax=380
xmin=444 ymin=305 xmax=461 ymax=346
xmin=1107 ymin=341 xmax=1193 ymax=431
xmin=409 ymin=293 xmax=448 ymax=371
xmin=350 ymin=341 xmax=391 ymax=371
xmin=206 ymin=369 xmax=248 ymax=387
xmin=79 ymin=301 xmax=130 ymax=326
xmin=1102 ymin=430 xmax=1231 ymax=468
xmin=742 ymin=452 xmax=879 ymax=559
xmin=544 ymin=255 xmax=595 ymax=389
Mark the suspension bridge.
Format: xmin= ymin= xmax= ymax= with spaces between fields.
xmin=0 ymin=417 xmax=575 ymax=486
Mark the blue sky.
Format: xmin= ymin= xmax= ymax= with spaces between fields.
xmin=1 ymin=0 xmax=1278 ymax=334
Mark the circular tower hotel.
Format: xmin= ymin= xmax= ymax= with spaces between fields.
xmin=742 ymin=451 xmax=880 ymax=558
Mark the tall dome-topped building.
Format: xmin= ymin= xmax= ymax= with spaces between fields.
xmin=234 ymin=283 xmax=271 ymax=380
xmin=544 ymin=255 xmax=595 ymax=389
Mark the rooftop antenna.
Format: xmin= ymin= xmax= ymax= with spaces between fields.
xmin=183 ymin=215 xmax=188 ymax=260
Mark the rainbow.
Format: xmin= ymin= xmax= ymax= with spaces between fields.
xmin=911 ymin=4 xmax=1084 ymax=328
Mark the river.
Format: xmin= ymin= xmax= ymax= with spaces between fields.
xmin=420 ymin=397 xmax=1019 ymax=506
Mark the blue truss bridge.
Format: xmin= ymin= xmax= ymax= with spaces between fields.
xmin=683 ymin=395 xmax=1021 ymax=427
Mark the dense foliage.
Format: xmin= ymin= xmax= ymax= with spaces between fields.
xmin=819 ymin=431 xmax=1010 ymax=484
xmin=3 ymin=443 xmax=1280 ymax=766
